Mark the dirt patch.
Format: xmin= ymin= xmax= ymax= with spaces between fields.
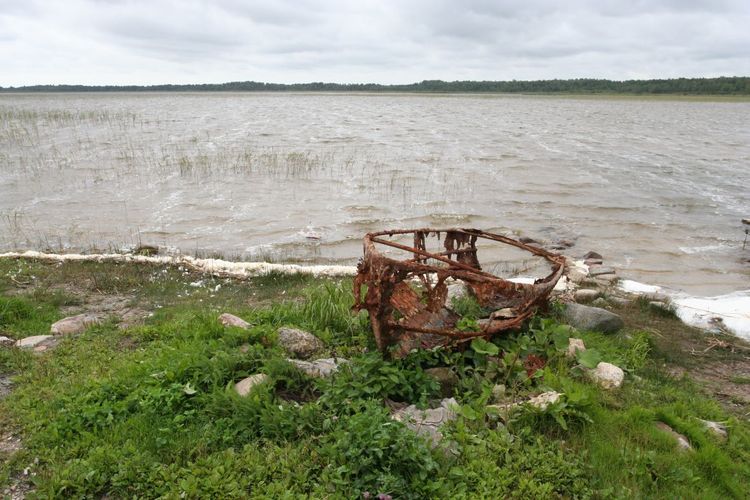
xmin=0 ymin=374 xmax=13 ymax=400
xmin=60 ymin=293 xmax=149 ymax=330
xmin=615 ymin=301 xmax=750 ymax=413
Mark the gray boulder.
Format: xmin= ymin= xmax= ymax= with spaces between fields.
xmin=392 ymin=398 xmax=458 ymax=444
xmin=563 ymin=303 xmax=623 ymax=334
xmin=277 ymin=327 xmax=324 ymax=358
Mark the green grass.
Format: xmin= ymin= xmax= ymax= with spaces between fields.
xmin=1 ymin=259 xmax=749 ymax=498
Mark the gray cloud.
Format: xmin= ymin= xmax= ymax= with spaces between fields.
xmin=0 ymin=0 xmax=748 ymax=86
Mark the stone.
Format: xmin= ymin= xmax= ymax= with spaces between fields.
xmin=490 ymin=308 xmax=518 ymax=320
xmin=446 ymin=283 xmax=468 ymax=305
xmin=234 ymin=373 xmax=269 ymax=396
xmin=491 ymin=384 xmax=507 ymax=403
xmin=591 ymin=297 xmax=609 ymax=308
xmin=0 ymin=336 xmax=14 ymax=347
xmin=608 ymin=296 xmax=630 ymax=306
xmin=277 ymin=327 xmax=324 ymax=358
xmin=584 ymin=258 xmax=603 ymax=266
xmin=563 ymin=303 xmax=623 ymax=334
xmin=519 ymin=236 xmax=539 ymax=245
xmin=588 ymin=266 xmax=616 ymax=277
xmin=566 ymin=267 xmax=588 ymax=284
xmin=425 ymin=367 xmax=459 ymax=397
xmin=567 ymin=338 xmax=586 ymax=358
xmin=527 ymin=391 xmax=562 ymax=411
xmin=574 ymin=289 xmax=600 ymax=303
xmin=655 ymin=422 xmax=692 ymax=451
xmin=697 ymin=419 xmax=728 ymax=442
xmin=593 ymin=274 xmax=619 ymax=285
xmin=392 ymin=398 xmax=458 ymax=444
xmin=643 ymin=292 xmax=670 ymax=302
xmin=15 ymin=335 xmax=54 ymax=349
xmin=588 ymin=362 xmax=625 ymax=389
xmin=583 ymin=251 xmax=603 ymax=260
xmin=50 ymin=314 xmax=99 ymax=335
xmin=649 ymin=301 xmax=671 ymax=312
xmin=288 ymin=357 xmax=347 ymax=378
xmin=218 ymin=313 xmax=251 ymax=329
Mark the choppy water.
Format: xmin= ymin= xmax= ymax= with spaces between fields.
xmin=1 ymin=92 xmax=749 ymax=296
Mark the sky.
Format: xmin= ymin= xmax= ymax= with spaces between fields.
xmin=0 ymin=0 xmax=748 ymax=86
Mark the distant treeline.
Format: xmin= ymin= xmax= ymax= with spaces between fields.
xmin=2 ymin=77 xmax=749 ymax=95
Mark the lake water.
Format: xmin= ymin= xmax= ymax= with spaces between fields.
xmin=1 ymin=92 xmax=749 ymax=296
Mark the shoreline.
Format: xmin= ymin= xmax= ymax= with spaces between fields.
xmin=2 ymin=249 xmax=748 ymax=341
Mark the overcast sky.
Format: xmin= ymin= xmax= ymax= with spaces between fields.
xmin=1 ymin=0 xmax=748 ymax=86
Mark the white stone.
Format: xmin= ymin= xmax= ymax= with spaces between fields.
xmin=527 ymin=391 xmax=562 ymax=411
xmin=446 ymin=283 xmax=468 ymax=305
xmin=697 ymin=419 xmax=728 ymax=442
xmin=234 ymin=373 xmax=269 ymax=396
xmin=588 ymin=362 xmax=625 ymax=389
xmin=656 ymin=422 xmax=693 ymax=451
xmin=567 ymin=338 xmax=586 ymax=358
xmin=0 ymin=336 xmax=14 ymax=347
xmin=15 ymin=335 xmax=54 ymax=349
xmin=50 ymin=314 xmax=99 ymax=335
xmin=218 ymin=313 xmax=251 ymax=329
xmin=287 ymin=358 xmax=347 ymax=378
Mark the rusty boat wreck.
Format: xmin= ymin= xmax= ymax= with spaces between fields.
xmin=353 ymin=228 xmax=566 ymax=358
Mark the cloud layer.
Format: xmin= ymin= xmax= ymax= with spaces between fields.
xmin=1 ymin=0 xmax=748 ymax=86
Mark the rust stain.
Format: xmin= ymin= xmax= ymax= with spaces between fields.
xmin=353 ymin=228 xmax=565 ymax=358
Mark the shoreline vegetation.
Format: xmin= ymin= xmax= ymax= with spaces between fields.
xmin=2 ymin=76 xmax=749 ymax=95
xmin=1 ymin=256 xmax=749 ymax=498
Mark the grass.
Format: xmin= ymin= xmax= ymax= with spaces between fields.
xmin=1 ymin=259 xmax=750 ymax=498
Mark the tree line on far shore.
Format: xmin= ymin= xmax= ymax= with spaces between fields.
xmin=2 ymin=77 xmax=749 ymax=95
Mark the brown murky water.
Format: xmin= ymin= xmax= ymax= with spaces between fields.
xmin=1 ymin=92 xmax=749 ymax=295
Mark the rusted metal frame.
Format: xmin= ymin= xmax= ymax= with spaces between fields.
xmin=355 ymin=227 xmax=564 ymax=357
xmin=369 ymin=236 xmax=497 ymax=278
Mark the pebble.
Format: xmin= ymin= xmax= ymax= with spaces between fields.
xmin=287 ymin=357 xmax=347 ymax=378
xmin=574 ymin=289 xmax=600 ymax=303
xmin=567 ymin=338 xmax=586 ymax=357
xmin=234 ymin=374 xmax=269 ymax=396
xmin=15 ymin=335 xmax=54 ymax=349
xmin=218 ymin=313 xmax=251 ymax=329
xmin=697 ymin=419 xmax=728 ymax=442
xmin=588 ymin=362 xmax=625 ymax=389
xmin=589 ymin=266 xmax=616 ymax=277
xmin=655 ymin=422 xmax=693 ymax=451
xmin=277 ymin=327 xmax=324 ymax=358
xmin=583 ymin=251 xmax=603 ymax=260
